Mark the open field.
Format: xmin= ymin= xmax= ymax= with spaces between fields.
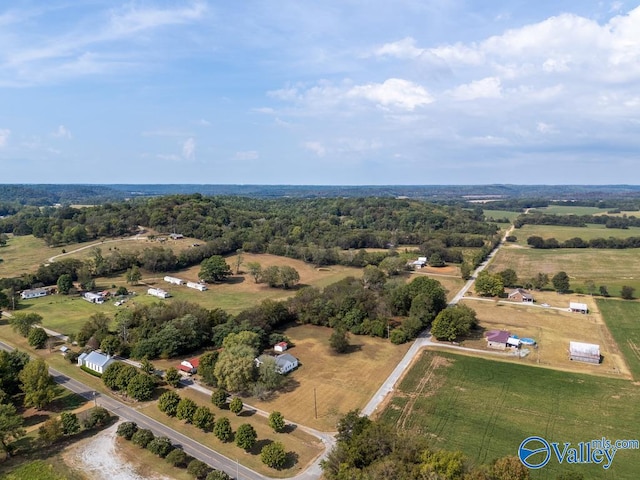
xmin=488 ymin=245 xmax=640 ymax=296
xmin=456 ymin=298 xmax=630 ymax=378
xmin=115 ymin=437 xmax=193 ymax=479
xmin=0 ymin=235 xmax=68 ymax=277
xmin=510 ymin=224 xmax=640 ymax=246
xmin=482 ymin=209 xmax=522 ymax=222
xmin=530 ymin=205 xmax=610 ymax=215
xmin=247 ymin=324 xmax=411 ymax=431
xmin=598 ymin=299 xmax=640 ymax=380
xmin=139 ymin=386 xmax=324 ymax=478
xmin=379 ymin=350 xmax=640 ymax=479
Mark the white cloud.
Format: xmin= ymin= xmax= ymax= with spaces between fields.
xmin=235 ymin=150 xmax=259 ymax=160
xmin=52 ymin=125 xmax=72 ymax=139
xmin=182 ymin=137 xmax=196 ymax=160
xmin=449 ymin=77 xmax=502 ymax=101
xmin=197 ymin=118 xmax=211 ymax=126
xmin=347 ymin=78 xmax=434 ymax=111
xmin=303 ymin=141 xmax=326 ymax=157
xmin=373 ymin=37 xmax=423 ymax=59
xmin=0 ymin=129 xmax=10 ymax=147
xmin=107 ymin=1 xmax=207 ymax=37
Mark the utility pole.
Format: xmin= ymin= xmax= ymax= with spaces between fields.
xmin=314 ymin=387 xmax=318 ymax=419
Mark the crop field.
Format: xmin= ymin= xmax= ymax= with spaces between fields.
xmin=379 ymin=350 xmax=640 ymax=479
xmin=510 ymin=224 xmax=640 ymax=247
xmin=529 ymin=205 xmax=610 ymax=215
xmin=247 ymin=324 xmax=411 ymax=431
xmin=598 ymin=299 xmax=640 ymax=380
xmin=456 ymin=298 xmax=630 ymax=378
xmin=488 ymin=245 xmax=640 ymax=296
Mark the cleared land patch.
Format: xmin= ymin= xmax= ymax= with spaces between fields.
xmin=529 ymin=205 xmax=610 ymax=215
xmin=510 ymin=224 xmax=640 ymax=247
xmin=598 ymin=298 xmax=640 ymax=380
xmin=247 ymin=324 xmax=411 ymax=431
xmin=488 ymin=244 xmax=640 ymax=296
xmin=379 ymin=350 xmax=640 ymax=479
xmin=456 ymin=298 xmax=630 ymax=378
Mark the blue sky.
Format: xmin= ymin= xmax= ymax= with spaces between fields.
xmin=1 ymin=1 xmax=639 ymax=185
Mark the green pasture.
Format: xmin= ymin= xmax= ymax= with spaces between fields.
xmin=379 ymin=350 xmax=640 ymax=479
xmin=483 ymin=209 xmax=522 ymax=223
xmin=0 ymin=235 xmax=64 ymax=277
xmin=530 ymin=205 xmax=609 ymax=216
xmin=598 ymin=299 xmax=640 ymax=380
xmin=489 ymin=246 xmax=640 ymax=297
xmin=511 ymin=224 xmax=640 ymax=246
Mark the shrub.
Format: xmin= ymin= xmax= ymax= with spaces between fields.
xmin=165 ymin=448 xmax=188 ymax=468
xmin=206 ymin=470 xmax=232 ymax=480
xmin=116 ymin=421 xmax=138 ymax=440
xmin=165 ymin=367 xmax=182 ymax=388
xmin=131 ymin=428 xmax=155 ymax=448
xmin=213 ymin=417 xmax=233 ymax=442
xmin=187 ymin=459 xmax=211 ymax=479
xmin=61 ymin=412 xmax=81 ymax=436
xmin=261 ymin=441 xmax=287 ymax=469
xmin=235 ymin=423 xmax=257 ymax=450
xmin=83 ymin=407 xmax=110 ymax=429
xmin=158 ymin=390 xmax=181 ymax=416
xmin=147 ymin=436 xmax=174 ymax=458
xmin=229 ymin=397 xmax=243 ymax=415
xmin=192 ymin=406 xmax=215 ymax=431
xmin=176 ymin=397 xmax=198 ymax=423
xmin=268 ymin=411 xmax=285 ymax=433
xmin=211 ymin=388 xmax=227 ymax=409
xmin=127 ymin=373 xmax=156 ymax=401
xmin=28 ymin=327 xmax=49 ymax=349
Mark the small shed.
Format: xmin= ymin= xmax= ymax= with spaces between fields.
xmin=508 ymin=288 xmax=534 ymax=303
xmin=274 ymin=342 xmax=288 ymax=353
xmin=486 ymin=330 xmax=511 ymax=350
xmin=178 ymin=358 xmax=199 ymax=374
xmin=569 ymin=341 xmax=600 ymax=364
xmin=569 ymin=302 xmax=588 ymax=314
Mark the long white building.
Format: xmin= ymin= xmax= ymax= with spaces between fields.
xmin=148 ymin=287 xmax=171 ymax=299
xmin=186 ymin=281 xmax=207 ymax=291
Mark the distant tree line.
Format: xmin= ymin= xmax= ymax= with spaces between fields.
xmin=515 ymin=212 xmax=640 ymax=229
xmin=527 ymin=235 xmax=640 ymax=249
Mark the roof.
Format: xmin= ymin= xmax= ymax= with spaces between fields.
xmin=275 ymin=353 xmax=298 ymax=367
xmin=83 ymin=351 xmax=113 ymax=368
xmin=570 ymin=341 xmax=600 ymax=356
xmin=275 ymin=341 xmax=288 ymax=347
xmin=188 ymin=357 xmax=199 ymax=368
xmin=509 ymin=288 xmax=533 ymax=299
xmin=178 ymin=364 xmax=193 ymax=372
xmin=485 ymin=330 xmax=511 ymax=343
xmin=78 ymin=352 xmax=88 ymax=361
xmin=60 ymin=346 xmax=69 ymax=352
xmin=570 ymin=302 xmax=588 ymax=310
xmin=507 ymin=337 xmax=521 ymax=347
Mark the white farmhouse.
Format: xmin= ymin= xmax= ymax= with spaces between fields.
xmin=78 ymin=351 xmax=115 ymax=374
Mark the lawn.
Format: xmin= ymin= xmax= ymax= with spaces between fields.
xmin=379 ymin=350 xmax=640 ymax=479
xmin=598 ymin=298 xmax=640 ymax=380
xmin=246 ymin=324 xmax=411 ymax=431
xmin=139 ymin=387 xmax=323 ymax=478
xmin=456 ymin=298 xmax=630 ymax=378
xmin=488 ymin=245 xmax=640 ymax=297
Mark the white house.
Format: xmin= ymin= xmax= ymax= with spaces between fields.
xmin=164 ymin=276 xmax=185 ymax=285
xmin=177 ymin=358 xmax=200 ymax=374
xmin=186 ymin=281 xmax=207 ymax=291
xmin=411 ymin=256 xmax=428 ymax=269
xmin=569 ymin=302 xmax=588 ymax=314
xmin=148 ymin=287 xmax=171 ymax=299
xmin=569 ymin=341 xmax=600 ymax=364
xmin=83 ymin=292 xmax=105 ymax=304
xmin=20 ymin=288 xmax=49 ymax=300
xmin=255 ymin=353 xmax=299 ymax=374
xmin=169 ymin=233 xmax=184 ymax=240
xmin=78 ymin=351 xmax=115 ymax=374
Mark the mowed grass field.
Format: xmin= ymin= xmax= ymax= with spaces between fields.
xmin=598 ymin=299 xmax=640 ymax=380
xmin=0 ymin=234 xmax=68 ymax=277
xmin=510 ymin=224 xmax=640 ymax=246
xmin=488 ymin=245 xmax=640 ymax=297
xmin=247 ymin=324 xmax=411 ymax=431
xmin=379 ymin=350 xmax=640 ymax=479
xmin=457 ymin=298 xmax=630 ymax=378
xmin=482 ymin=209 xmax=522 ymax=222
xmin=530 ymin=205 xmax=610 ymax=215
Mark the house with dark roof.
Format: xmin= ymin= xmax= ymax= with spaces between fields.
xmin=508 ymin=288 xmax=534 ymax=303
xmin=485 ymin=330 xmax=511 ymax=350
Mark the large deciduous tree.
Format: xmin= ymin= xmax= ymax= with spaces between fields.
xmin=474 ymin=271 xmax=504 ymax=297
xmin=0 ymin=403 xmax=25 ymax=456
xmin=431 ymin=305 xmax=478 ymax=341
xmin=126 ymin=373 xmax=156 ymax=401
xmin=198 ymin=255 xmax=231 ymax=283
xmin=214 ymin=346 xmax=256 ymax=393
xmin=236 ymin=423 xmax=257 ymax=450
xmin=261 ymin=441 xmax=287 ymax=469
xmin=552 ymin=271 xmax=570 ymax=294
xmin=9 ymin=312 xmax=43 ymax=337
xmin=19 ymin=359 xmax=56 ymax=410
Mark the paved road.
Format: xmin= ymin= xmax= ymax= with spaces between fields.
xmin=362 ymin=224 xmax=514 ymax=417
xmin=0 ymin=340 xmax=272 ymax=480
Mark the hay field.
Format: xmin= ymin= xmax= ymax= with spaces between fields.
xmin=247 ymin=324 xmax=411 ymax=431
xmin=379 ymin=350 xmax=640 ymax=479
xmin=598 ymin=299 xmax=640 ymax=380
xmin=488 ymin=244 xmax=640 ymax=296
xmin=529 ymin=205 xmax=609 ymax=215
xmin=510 ymin=224 xmax=640 ymax=246
xmin=457 ymin=298 xmax=630 ymax=378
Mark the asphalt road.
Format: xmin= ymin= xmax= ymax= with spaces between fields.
xmin=0 ymin=340 xmax=268 ymax=480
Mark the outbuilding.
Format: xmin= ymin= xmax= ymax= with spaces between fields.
xmin=569 ymin=341 xmax=600 ymax=364
xmin=569 ymin=302 xmax=588 ymax=314
xmin=274 ymin=341 xmax=288 ymax=353
xmin=148 ymin=287 xmax=171 ymax=299
xmin=164 ymin=276 xmax=185 ymax=285
xmin=186 ymin=281 xmax=207 ymax=291
xmin=485 ymin=330 xmax=511 ymax=350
